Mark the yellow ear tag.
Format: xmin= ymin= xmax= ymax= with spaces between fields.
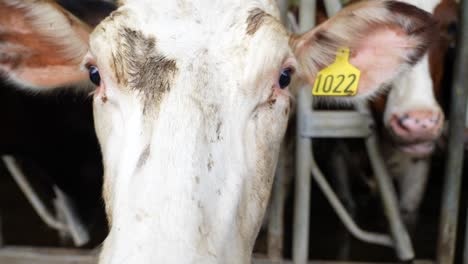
xmin=312 ymin=47 xmax=361 ymax=96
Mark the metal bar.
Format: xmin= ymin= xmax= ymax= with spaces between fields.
xmin=0 ymin=247 xmax=436 ymax=264
xmin=277 ymin=0 xmax=289 ymax=24
xmin=309 ymin=152 xmax=394 ymax=247
xmin=53 ymin=187 xmax=90 ymax=246
xmin=299 ymin=0 xmax=316 ymax=32
xmin=0 ymin=213 xmax=3 ymax=248
xmin=464 ymin=211 xmax=468 ymax=264
xmin=293 ymin=87 xmax=313 ymax=264
xmin=254 ymin=258 xmax=434 ymax=264
xmin=363 ymin=128 xmax=414 ymax=261
xmin=0 ymin=247 xmax=96 ymax=264
xmin=300 ymin=111 xmax=373 ymax=138
xmin=437 ymin=0 xmax=468 ymax=262
xmin=1 ymin=156 xmax=67 ymax=231
xmin=268 ymin=150 xmax=287 ymax=260
xmin=293 ymin=1 xmax=316 ymax=263
xmin=287 ymin=12 xmax=300 ymax=33
xmin=322 ymin=0 xmax=342 ymax=17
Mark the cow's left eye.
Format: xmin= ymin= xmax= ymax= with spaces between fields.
xmin=279 ymin=68 xmax=292 ymax=89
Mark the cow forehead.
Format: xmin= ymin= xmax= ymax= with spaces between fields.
xmin=89 ymin=1 xmax=288 ymax=97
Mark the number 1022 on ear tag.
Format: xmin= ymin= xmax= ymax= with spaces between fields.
xmin=312 ymin=47 xmax=360 ymax=96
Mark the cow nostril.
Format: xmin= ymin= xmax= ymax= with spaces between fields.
xmin=395 ymin=116 xmax=410 ymax=132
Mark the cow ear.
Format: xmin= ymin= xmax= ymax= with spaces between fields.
xmin=0 ymin=0 xmax=91 ymax=90
xmin=291 ymin=0 xmax=435 ymax=100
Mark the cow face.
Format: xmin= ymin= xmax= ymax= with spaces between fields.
xmin=382 ymin=0 xmax=458 ymax=157
xmin=0 ymin=0 xmax=434 ymax=262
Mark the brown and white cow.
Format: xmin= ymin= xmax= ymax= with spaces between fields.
xmin=323 ymin=0 xmax=458 ymax=227
xmin=0 ymin=0 xmax=434 ymax=262
xmin=372 ymin=0 xmax=458 ymax=225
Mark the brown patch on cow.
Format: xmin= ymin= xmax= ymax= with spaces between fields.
xmin=430 ymin=0 xmax=459 ymax=106
xmin=246 ymin=8 xmax=270 ymax=35
xmin=111 ymin=27 xmax=178 ymax=112
xmin=370 ymin=93 xmax=388 ymax=116
xmin=386 ymin=1 xmax=437 ymax=65
xmin=0 ymin=2 xmax=89 ymax=68
xmin=0 ymin=1 xmax=91 ymax=87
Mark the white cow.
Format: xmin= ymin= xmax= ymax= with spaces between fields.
xmin=0 ymin=0 xmax=434 ymax=263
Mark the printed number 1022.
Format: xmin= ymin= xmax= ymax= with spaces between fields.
xmin=313 ymin=73 xmax=357 ymax=96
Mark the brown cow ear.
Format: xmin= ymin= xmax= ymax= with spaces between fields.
xmin=291 ymin=0 xmax=436 ymax=100
xmin=0 ymin=0 xmax=91 ymax=90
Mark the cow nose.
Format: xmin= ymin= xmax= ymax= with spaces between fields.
xmin=389 ymin=110 xmax=444 ymax=141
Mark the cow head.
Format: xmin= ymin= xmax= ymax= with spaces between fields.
xmin=0 ymin=0 xmax=434 ymax=262
xmin=380 ymin=0 xmax=458 ymax=157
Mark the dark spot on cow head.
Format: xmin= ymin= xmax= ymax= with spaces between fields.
xmin=112 ymin=27 xmax=178 ymax=113
xmin=216 ymin=121 xmax=222 ymax=141
xmin=207 ymin=154 xmax=214 ymax=171
xmin=136 ymin=145 xmax=151 ymax=171
xmin=246 ymin=8 xmax=270 ymax=35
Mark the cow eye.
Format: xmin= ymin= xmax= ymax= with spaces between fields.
xmin=447 ymin=22 xmax=458 ymax=36
xmin=279 ymin=67 xmax=292 ymax=89
xmin=88 ymin=66 xmax=101 ymax=86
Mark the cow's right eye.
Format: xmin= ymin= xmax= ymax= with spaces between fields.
xmin=88 ymin=66 xmax=101 ymax=86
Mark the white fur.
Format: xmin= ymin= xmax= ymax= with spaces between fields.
xmin=384 ymin=54 xmax=442 ymax=124
xmin=93 ymin=1 xmax=291 ymax=263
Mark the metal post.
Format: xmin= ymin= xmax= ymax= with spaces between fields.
xmin=437 ymin=0 xmax=468 ymax=262
xmin=464 ymin=213 xmax=468 ymax=264
xmin=353 ymin=102 xmax=415 ymax=261
xmin=293 ymin=1 xmax=316 ymax=263
xmin=293 ymin=88 xmax=313 ymax=264
xmin=1 ymin=156 xmax=67 ymax=232
xmin=309 ymin=153 xmax=394 ymax=247
xmin=268 ymin=150 xmax=288 ymax=260
xmin=0 ymin=213 xmax=3 ymax=248
xmin=365 ymin=132 xmax=415 ymax=261
xmin=322 ymin=0 xmax=341 ymax=17
xmin=277 ymin=0 xmax=289 ymax=24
